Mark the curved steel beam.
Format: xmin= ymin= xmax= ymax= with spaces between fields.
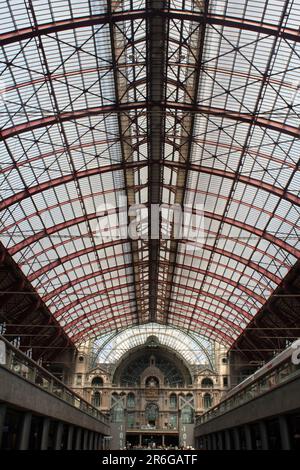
xmin=1 ymin=102 xmax=299 ymax=140
xmin=1 ymin=11 xmax=300 ymax=45
xmin=65 ymin=299 xmax=137 ymax=331
xmin=8 ymin=181 xmax=294 ymax=272
xmin=163 ymin=298 xmax=243 ymax=332
xmin=71 ymin=311 xmax=233 ymax=345
xmin=11 ymin=206 xmax=298 ymax=261
xmin=22 ymin=204 xmax=286 ymax=284
xmin=65 ymin=295 xmax=242 ymax=339
xmin=0 ymin=137 xmax=121 ymax=176
xmin=1 ymin=160 xmax=299 ymax=215
xmin=42 ymin=253 xmax=260 ymax=319
xmin=41 ymin=254 xmax=259 ymax=316
xmin=27 ymin=239 xmax=131 ymax=281
xmin=0 ymin=160 xmax=146 ymax=211
xmin=1 ymin=185 xmax=147 ymax=235
xmin=43 ymin=247 xmax=274 ymax=308
xmin=165 ymin=161 xmax=300 ymax=207
xmin=168 ymin=262 xmax=265 ymax=304
xmin=1 ymin=133 xmax=294 ymax=178
xmin=53 ymin=275 xmax=251 ymax=323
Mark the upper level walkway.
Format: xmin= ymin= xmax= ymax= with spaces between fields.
xmin=0 ymin=337 xmax=110 ymax=450
xmin=194 ymin=345 xmax=300 ymax=450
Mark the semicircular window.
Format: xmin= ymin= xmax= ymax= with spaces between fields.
xmin=119 ymin=352 xmax=187 ymax=387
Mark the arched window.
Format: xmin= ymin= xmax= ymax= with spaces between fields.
xmin=127 ymin=393 xmax=135 ymax=408
xmin=112 ymin=403 xmax=124 ymax=423
xmin=111 ymin=394 xmax=124 ymax=423
xmin=169 ymin=394 xmax=177 ymax=409
xmin=145 ymin=403 xmax=159 ymax=426
xmin=127 ymin=413 xmax=135 ymax=429
xmin=91 ymin=376 xmax=103 ymax=387
xmin=203 ymin=393 xmax=213 ymax=410
xmin=201 ymin=378 xmax=214 ymax=388
xmin=181 ymin=406 xmax=194 ymax=424
xmin=92 ymin=391 xmax=101 ymax=408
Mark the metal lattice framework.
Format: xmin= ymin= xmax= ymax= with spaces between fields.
xmin=92 ymin=323 xmax=215 ymax=365
xmin=1 ymin=0 xmax=300 ymax=348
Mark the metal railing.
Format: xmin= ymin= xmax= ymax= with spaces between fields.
xmin=0 ymin=336 xmax=109 ymax=426
xmin=196 ymin=356 xmax=300 ymax=426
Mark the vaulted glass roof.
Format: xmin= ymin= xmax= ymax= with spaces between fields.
xmin=92 ymin=323 xmax=215 ymax=365
xmin=0 ymin=0 xmax=300 ymax=348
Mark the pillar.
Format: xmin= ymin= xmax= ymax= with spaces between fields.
xmin=40 ymin=418 xmax=50 ymax=450
xmin=89 ymin=431 xmax=94 ymax=450
xmin=207 ymin=434 xmax=212 ymax=450
xmin=93 ymin=433 xmax=97 ymax=450
xmin=0 ymin=404 xmax=7 ymax=449
xmin=75 ymin=428 xmax=82 ymax=450
xmin=83 ymin=429 xmax=89 ymax=450
xmin=244 ymin=425 xmax=252 ymax=450
xmin=19 ymin=412 xmax=32 ymax=450
xmin=54 ymin=422 xmax=63 ymax=450
xmin=139 ymin=434 xmax=142 ymax=446
xmin=225 ymin=430 xmax=231 ymax=450
xmin=96 ymin=435 xmax=100 ymax=450
xmin=217 ymin=433 xmax=223 ymax=450
xmin=162 ymin=435 xmax=165 ymax=447
xmin=211 ymin=433 xmax=217 ymax=450
xmin=67 ymin=425 xmax=74 ymax=450
xmin=232 ymin=428 xmax=240 ymax=450
xmin=279 ymin=416 xmax=291 ymax=450
xmin=259 ymin=421 xmax=269 ymax=450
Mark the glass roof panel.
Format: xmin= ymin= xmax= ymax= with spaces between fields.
xmin=0 ymin=0 xmax=300 ymax=350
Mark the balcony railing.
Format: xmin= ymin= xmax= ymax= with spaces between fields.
xmin=196 ymin=355 xmax=300 ymax=426
xmin=0 ymin=335 xmax=109 ymax=426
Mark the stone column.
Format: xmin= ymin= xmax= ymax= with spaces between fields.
xmin=54 ymin=422 xmax=63 ymax=450
xmin=211 ymin=433 xmax=217 ymax=450
xmin=225 ymin=430 xmax=231 ymax=450
xmin=19 ymin=412 xmax=32 ymax=450
xmin=40 ymin=417 xmax=50 ymax=450
xmin=279 ymin=416 xmax=291 ymax=450
xmin=83 ymin=429 xmax=89 ymax=450
xmin=232 ymin=428 xmax=240 ymax=450
xmin=95 ymin=433 xmax=100 ymax=450
xmin=67 ymin=425 xmax=74 ymax=450
xmin=217 ymin=432 xmax=223 ymax=450
xmin=0 ymin=404 xmax=7 ymax=449
xmin=89 ymin=431 xmax=94 ymax=450
xmin=75 ymin=428 xmax=82 ymax=450
xmin=259 ymin=421 xmax=269 ymax=450
xmin=244 ymin=425 xmax=252 ymax=450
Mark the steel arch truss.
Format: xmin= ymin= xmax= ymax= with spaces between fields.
xmin=1 ymin=0 xmax=300 ymax=348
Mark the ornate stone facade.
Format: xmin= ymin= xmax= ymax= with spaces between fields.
xmin=72 ymin=338 xmax=228 ymax=447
